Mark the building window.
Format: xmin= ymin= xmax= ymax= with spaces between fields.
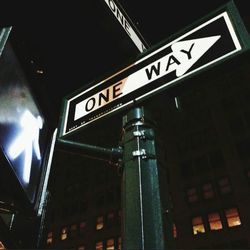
xmin=225 ymin=208 xmax=242 ymax=228
xmin=218 ymin=177 xmax=232 ymax=195
xmin=106 ymin=238 xmax=115 ymax=250
xmin=208 ymin=212 xmax=223 ymax=231
xmin=78 ymin=246 xmax=85 ymax=250
xmin=61 ymin=227 xmax=68 ymax=240
xmin=46 ymin=231 xmax=53 ymax=244
xmin=79 ymin=221 xmax=87 ymax=234
xmin=173 ymin=223 xmax=177 ymax=238
xmin=96 ymin=241 xmax=103 ymax=250
xmin=186 ymin=187 xmax=198 ymax=203
xmin=70 ymin=224 xmax=78 ymax=238
xmin=192 ymin=216 xmax=205 ymax=235
xmin=107 ymin=211 xmax=115 ymax=227
xmin=202 ymin=183 xmax=214 ymax=200
xmin=96 ymin=216 xmax=104 ymax=230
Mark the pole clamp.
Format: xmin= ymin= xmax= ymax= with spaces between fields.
xmin=132 ymin=149 xmax=155 ymax=159
xmin=133 ymin=129 xmax=154 ymax=140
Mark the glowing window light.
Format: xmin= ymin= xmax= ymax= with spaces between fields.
xmin=96 ymin=216 xmax=104 ymax=230
xmin=208 ymin=212 xmax=223 ymax=231
xmin=8 ymin=110 xmax=43 ymax=184
xmin=46 ymin=232 xmax=53 ymax=244
xmin=95 ymin=241 xmax=103 ymax=250
xmin=61 ymin=227 xmax=68 ymax=240
xmin=225 ymin=208 xmax=241 ymax=227
xmin=173 ymin=223 xmax=177 ymax=238
xmin=106 ymin=238 xmax=115 ymax=250
xmin=192 ymin=216 xmax=205 ymax=235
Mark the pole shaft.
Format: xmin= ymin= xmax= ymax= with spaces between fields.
xmin=121 ymin=107 xmax=166 ymax=250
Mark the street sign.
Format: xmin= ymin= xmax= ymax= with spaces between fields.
xmin=60 ymin=2 xmax=250 ymax=138
xmin=103 ymin=0 xmax=149 ymax=52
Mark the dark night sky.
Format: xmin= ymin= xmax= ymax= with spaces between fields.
xmin=1 ymin=0 xmax=249 ymax=128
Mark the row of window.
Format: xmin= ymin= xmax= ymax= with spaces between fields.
xmin=191 ymin=207 xmax=241 ymax=235
xmin=186 ymin=176 xmax=232 ymax=204
xmin=95 ymin=237 xmax=121 ymax=250
xmin=172 ymin=207 xmax=242 ymax=239
xmin=47 ymin=211 xmax=121 ymax=244
xmin=96 ymin=211 xmax=120 ymax=231
xmin=48 ymin=235 xmax=121 ymax=250
xmin=48 ymin=206 xmax=241 ymax=245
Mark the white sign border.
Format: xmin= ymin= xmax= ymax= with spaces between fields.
xmin=62 ymin=11 xmax=242 ymax=137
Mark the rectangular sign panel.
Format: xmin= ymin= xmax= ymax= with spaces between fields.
xmin=60 ymin=3 xmax=250 ymax=138
xmin=0 ymin=40 xmax=48 ymax=204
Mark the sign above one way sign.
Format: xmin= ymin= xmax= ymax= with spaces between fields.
xmin=60 ymin=2 xmax=250 ymax=138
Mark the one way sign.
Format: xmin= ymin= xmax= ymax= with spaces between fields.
xmin=60 ymin=2 xmax=250 ymax=137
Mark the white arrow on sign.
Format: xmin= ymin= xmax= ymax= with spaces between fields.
xmin=8 ymin=110 xmax=43 ymax=184
xmin=74 ymin=35 xmax=221 ymax=120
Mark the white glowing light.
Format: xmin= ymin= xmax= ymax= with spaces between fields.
xmin=8 ymin=110 xmax=43 ymax=184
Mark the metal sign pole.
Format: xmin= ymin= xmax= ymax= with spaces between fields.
xmin=121 ymin=106 xmax=166 ymax=250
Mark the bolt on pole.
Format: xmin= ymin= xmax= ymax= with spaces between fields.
xmin=121 ymin=106 xmax=167 ymax=250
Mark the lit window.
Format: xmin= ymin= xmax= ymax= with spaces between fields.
xmin=46 ymin=231 xmax=53 ymax=244
xmin=96 ymin=241 xmax=103 ymax=250
xmin=96 ymin=216 xmax=104 ymax=230
xmin=118 ymin=237 xmax=122 ymax=250
xmin=208 ymin=212 xmax=223 ymax=231
xmin=78 ymin=246 xmax=85 ymax=250
xmin=202 ymin=183 xmax=214 ymax=199
xmin=61 ymin=227 xmax=68 ymax=240
xmin=106 ymin=238 xmax=115 ymax=250
xmin=192 ymin=216 xmax=205 ymax=235
xmin=225 ymin=208 xmax=241 ymax=227
xmin=218 ymin=177 xmax=232 ymax=195
xmin=173 ymin=223 xmax=177 ymax=238
xmin=187 ymin=187 xmax=198 ymax=203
